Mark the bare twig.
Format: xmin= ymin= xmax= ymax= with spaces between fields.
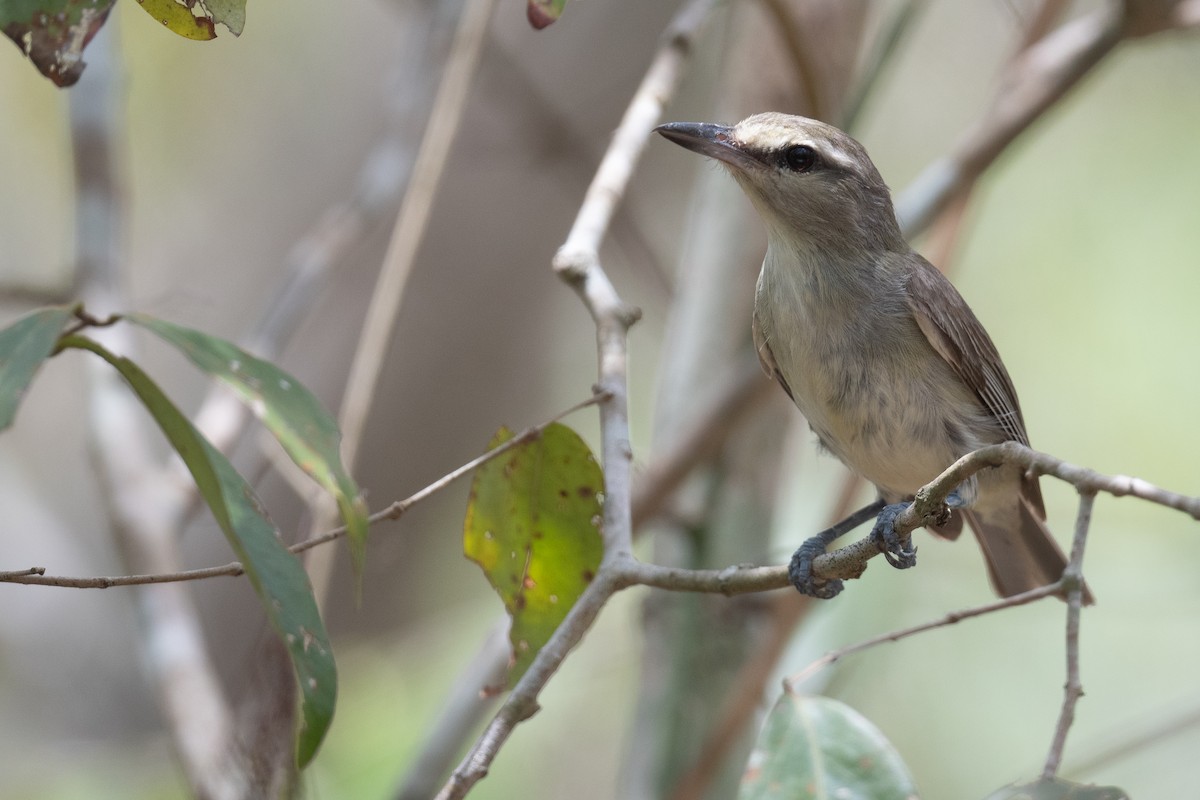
xmin=305 ymin=0 xmax=497 ymax=604
xmin=784 ymin=582 xmax=1061 ymax=690
xmin=1042 ymin=491 xmax=1096 ymax=778
xmin=436 ymin=1 xmax=720 ymax=796
xmin=1 ymin=394 xmax=604 ymax=590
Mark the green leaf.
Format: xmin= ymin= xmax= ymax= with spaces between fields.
xmin=0 ymin=305 xmax=76 ymax=430
xmin=132 ymin=0 xmax=217 ymax=40
xmin=464 ymin=423 xmax=603 ymax=686
xmin=127 ymin=314 xmax=368 ymax=581
xmin=128 ymin=0 xmax=247 ymax=40
xmin=526 ymin=0 xmax=566 ymax=29
xmin=0 ymin=0 xmax=117 ymax=87
xmin=984 ymin=779 xmax=1130 ymax=800
xmin=61 ymin=334 xmax=337 ymax=767
xmin=739 ymin=694 xmax=919 ymax=800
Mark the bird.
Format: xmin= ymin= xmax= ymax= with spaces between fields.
xmin=656 ymin=112 xmax=1081 ymax=601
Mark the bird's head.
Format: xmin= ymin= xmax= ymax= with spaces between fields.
xmin=656 ymin=113 xmax=904 ymax=257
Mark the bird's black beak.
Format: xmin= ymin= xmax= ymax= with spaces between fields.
xmin=655 ymin=122 xmax=763 ymax=171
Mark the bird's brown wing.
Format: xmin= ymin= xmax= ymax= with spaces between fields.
xmin=903 ymin=257 xmax=1030 ymax=448
xmin=904 ymin=255 xmax=1049 ymax=520
xmin=751 ymin=309 xmax=795 ymax=402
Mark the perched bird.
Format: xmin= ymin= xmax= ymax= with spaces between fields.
xmin=656 ymin=113 xmax=1078 ymax=601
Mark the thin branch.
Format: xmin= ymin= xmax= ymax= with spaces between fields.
xmin=784 ymin=581 xmax=1062 ymax=691
xmin=0 ymin=393 xmax=604 ymax=590
xmin=436 ymin=1 xmax=720 ymax=796
xmin=1042 ymin=490 xmax=1096 ymax=778
xmin=306 ymin=0 xmax=497 ymax=604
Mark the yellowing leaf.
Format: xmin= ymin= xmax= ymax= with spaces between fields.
xmin=130 ymin=0 xmax=247 ymax=41
xmin=133 ymin=0 xmax=216 ymax=40
xmin=464 ymin=423 xmax=603 ymax=686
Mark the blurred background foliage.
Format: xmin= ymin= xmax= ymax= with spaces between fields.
xmin=0 ymin=0 xmax=1197 ymax=798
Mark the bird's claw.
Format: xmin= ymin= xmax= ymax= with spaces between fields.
xmin=870 ymin=503 xmax=917 ymax=570
xmin=788 ymin=534 xmax=843 ymax=599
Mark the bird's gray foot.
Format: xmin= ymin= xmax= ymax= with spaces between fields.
xmin=788 ymin=528 xmax=844 ymax=599
xmin=870 ymin=503 xmax=918 ymax=569
xmin=787 ymin=499 xmax=886 ymax=599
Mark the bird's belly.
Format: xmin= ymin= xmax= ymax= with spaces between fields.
xmin=784 ymin=350 xmax=986 ymax=500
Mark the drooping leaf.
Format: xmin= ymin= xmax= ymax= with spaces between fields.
xmin=127 ymin=314 xmax=368 ymax=580
xmin=739 ymin=694 xmax=919 ymax=800
xmin=0 ymin=305 xmax=76 ymax=429
xmin=984 ymin=779 xmax=1130 ymax=800
xmin=61 ymin=334 xmax=336 ymax=766
xmin=0 ymin=0 xmax=116 ymax=87
xmin=464 ymin=423 xmax=603 ymax=686
xmin=526 ymin=0 xmax=566 ymax=29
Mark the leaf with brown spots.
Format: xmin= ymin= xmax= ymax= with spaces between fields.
xmin=738 ymin=695 xmax=918 ymax=800
xmin=464 ymin=423 xmax=603 ymax=687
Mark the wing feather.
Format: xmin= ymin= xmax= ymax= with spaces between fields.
xmin=904 ymin=257 xmax=1030 ymax=447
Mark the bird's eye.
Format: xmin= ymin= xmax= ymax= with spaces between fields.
xmin=783 ymin=144 xmax=817 ymax=172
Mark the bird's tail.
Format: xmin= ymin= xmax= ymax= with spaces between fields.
xmin=961 ymin=474 xmax=1094 ymax=604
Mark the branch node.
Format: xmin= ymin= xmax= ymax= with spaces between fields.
xmin=617 ymin=302 xmax=644 ymax=329
xmin=551 ymin=246 xmax=590 ymax=285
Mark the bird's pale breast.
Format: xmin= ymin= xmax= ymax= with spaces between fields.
xmin=755 ymin=251 xmax=997 ymax=500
